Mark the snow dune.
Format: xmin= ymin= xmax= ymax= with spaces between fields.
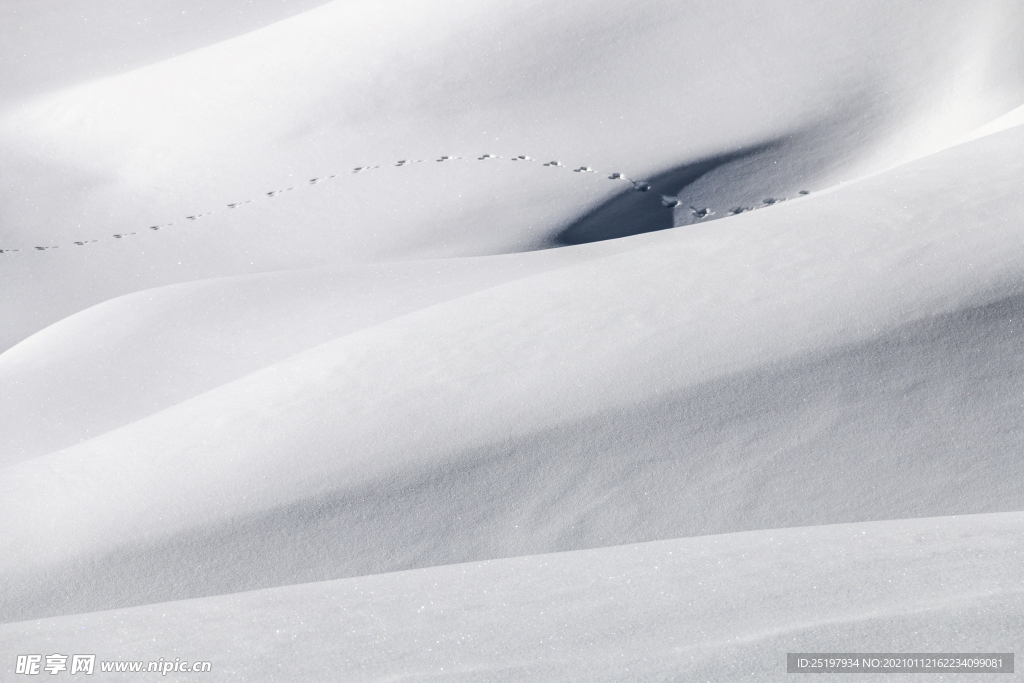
xmin=0 ymin=512 xmax=1019 ymax=682
xmin=3 ymin=0 xmax=1022 ymax=349
xmin=0 ymin=247 xmax=615 ymax=463
xmin=3 ymin=123 xmax=1024 ymax=621
xmin=1 ymin=0 xmax=334 ymax=102
xmin=1 ymin=0 xmax=1023 ymax=678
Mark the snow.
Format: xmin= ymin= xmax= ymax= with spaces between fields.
xmin=1 ymin=512 xmax=1020 ymax=681
xmin=1 ymin=0 xmax=1023 ymax=679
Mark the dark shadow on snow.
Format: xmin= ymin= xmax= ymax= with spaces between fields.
xmin=548 ymin=139 xmax=783 ymax=247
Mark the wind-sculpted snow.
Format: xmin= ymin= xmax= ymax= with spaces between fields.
xmin=0 ymin=0 xmax=335 ymax=102
xmin=3 ymin=126 xmax=1024 ymax=621
xmin=1 ymin=513 xmax=1019 ymax=681
xmin=3 ymin=0 xmax=1023 ymax=351
xmin=0 ymin=249 xmax=612 ymax=463
xmin=1 ymin=0 xmax=1024 ymax=676
xmin=0 ymin=151 xmax=752 ymax=255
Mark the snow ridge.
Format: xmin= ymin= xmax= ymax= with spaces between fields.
xmin=0 ymin=152 xmax=816 ymax=255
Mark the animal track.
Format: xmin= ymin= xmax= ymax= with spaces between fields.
xmin=0 ymin=151 xmax=810 ymax=255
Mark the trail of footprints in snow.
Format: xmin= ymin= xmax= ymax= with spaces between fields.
xmin=0 ymin=155 xmax=811 ymax=255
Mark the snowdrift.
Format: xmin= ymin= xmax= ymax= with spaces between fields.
xmin=3 ymin=0 xmax=1023 ymax=350
xmin=3 ymin=124 xmax=1024 ymax=621
xmin=1 ymin=512 xmax=1019 ymax=682
xmin=1 ymin=0 xmax=1023 ymax=678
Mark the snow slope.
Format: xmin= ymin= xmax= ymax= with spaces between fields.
xmin=3 ymin=0 xmax=1023 ymax=350
xmin=1 ymin=512 xmax=1019 ymax=681
xmin=1 ymin=0 xmax=1023 ymax=679
xmin=3 ymin=122 xmax=1024 ymax=622
xmin=0 ymin=0 xmax=333 ymax=102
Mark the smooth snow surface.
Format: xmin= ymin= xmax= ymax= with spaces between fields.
xmin=1 ymin=513 xmax=1020 ymax=682
xmin=2 ymin=0 xmax=1023 ymax=679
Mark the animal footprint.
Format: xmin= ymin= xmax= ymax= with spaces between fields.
xmin=728 ymin=207 xmax=752 ymax=215
xmin=799 ymin=190 xmax=810 ymax=195
xmin=13 ymin=152 xmax=648 ymax=257
xmin=660 ymin=196 xmax=681 ymax=208
xmin=762 ymin=198 xmax=784 ymax=205
xmin=690 ymin=207 xmax=712 ymax=219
